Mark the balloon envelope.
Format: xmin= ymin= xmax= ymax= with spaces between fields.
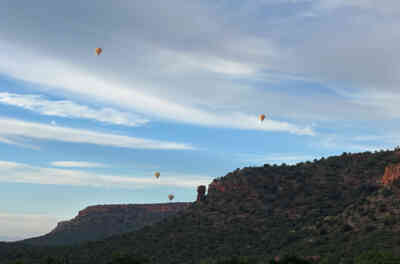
xmin=95 ymin=48 xmax=102 ymax=56
xmin=154 ymin=172 xmax=160 ymax=179
xmin=168 ymin=194 xmax=174 ymax=201
xmin=259 ymin=114 xmax=266 ymax=122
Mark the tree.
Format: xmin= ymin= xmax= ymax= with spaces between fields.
xmin=107 ymin=251 xmax=150 ymax=264
xmin=354 ymin=250 xmax=400 ymax=264
xmin=270 ymin=255 xmax=312 ymax=264
xmin=42 ymin=256 xmax=62 ymax=264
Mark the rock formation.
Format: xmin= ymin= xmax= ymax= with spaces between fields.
xmin=197 ymin=185 xmax=206 ymax=201
xmin=382 ymin=163 xmax=400 ymax=185
xmin=23 ymin=202 xmax=191 ymax=246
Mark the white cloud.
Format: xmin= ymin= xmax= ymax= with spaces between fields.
xmin=0 ymin=0 xmax=399 ymax=131
xmin=0 ymin=161 xmax=213 ymax=189
xmin=160 ymin=49 xmax=257 ymax=76
xmin=0 ymin=117 xmax=194 ymax=150
xmin=314 ymin=0 xmax=400 ymax=15
xmin=3 ymin=0 xmax=397 ymax=134
xmin=239 ymin=153 xmax=318 ymax=165
xmin=316 ymin=134 xmax=388 ymax=152
xmin=51 ymin=161 xmax=107 ymax=168
xmin=351 ymin=134 xmax=400 ymax=148
xmin=0 ymin=41 xmax=313 ymax=136
xmin=0 ymin=92 xmax=149 ymax=127
xmin=0 ymin=161 xmax=28 ymax=169
xmin=338 ymin=89 xmax=400 ymax=119
xmin=0 ymin=136 xmax=39 ymax=150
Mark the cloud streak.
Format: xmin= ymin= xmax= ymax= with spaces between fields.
xmin=4 ymin=0 xmax=400 ymax=149
xmin=0 ymin=136 xmax=39 ymax=150
xmin=0 ymin=161 xmax=213 ymax=189
xmin=316 ymin=134 xmax=389 ymax=153
xmin=51 ymin=161 xmax=107 ymax=168
xmin=0 ymin=92 xmax=149 ymax=127
xmin=0 ymin=24 xmax=313 ymax=136
xmin=0 ymin=117 xmax=194 ymax=150
xmin=238 ymin=153 xmax=318 ymax=165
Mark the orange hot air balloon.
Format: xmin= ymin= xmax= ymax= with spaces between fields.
xmin=154 ymin=172 xmax=160 ymax=179
xmin=95 ymin=48 xmax=102 ymax=56
xmin=168 ymin=194 xmax=174 ymax=201
xmin=259 ymin=114 xmax=266 ymax=122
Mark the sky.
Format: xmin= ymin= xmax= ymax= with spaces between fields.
xmin=1 ymin=0 xmax=400 ymax=241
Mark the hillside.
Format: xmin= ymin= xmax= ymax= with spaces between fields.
xmin=21 ymin=203 xmax=191 ymax=246
xmin=3 ymin=149 xmax=400 ymax=264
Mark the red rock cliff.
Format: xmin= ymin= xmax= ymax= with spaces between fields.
xmin=382 ymin=163 xmax=400 ymax=185
xmin=207 ymin=176 xmax=259 ymax=200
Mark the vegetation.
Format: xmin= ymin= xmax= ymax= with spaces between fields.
xmin=2 ymin=149 xmax=400 ymax=263
xmin=3 ymin=250 xmax=400 ymax=263
xmin=354 ymin=250 xmax=400 ymax=264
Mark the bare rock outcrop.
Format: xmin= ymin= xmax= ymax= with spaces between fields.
xmin=197 ymin=185 xmax=206 ymax=201
xmin=382 ymin=163 xmax=400 ymax=185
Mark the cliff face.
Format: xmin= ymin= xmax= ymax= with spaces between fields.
xmin=68 ymin=151 xmax=400 ymax=263
xmin=196 ymin=185 xmax=206 ymax=202
xmin=8 ymin=149 xmax=400 ymax=264
xmin=23 ymin=202 xmax=191 ymax=246
xmin=75 ymin=203 xmax=189 ymax=218
xmin=382 ymin=163 xmax=400 ymax=185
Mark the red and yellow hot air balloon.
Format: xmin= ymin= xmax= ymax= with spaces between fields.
xmin=154 ymin=172 xmax=160 ymax=179
xmin=95 ymin=48 xmax=102 ymax=56
xmin=259 ymin=114 xmax=266 ymax=122
xmin=168 ymin=194 xmax=174 ymax=201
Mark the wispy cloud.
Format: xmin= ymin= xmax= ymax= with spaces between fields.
xmin=51 ymin=161 xmax=107 ymax=168
xmin=338 ymin=89 xmax=400 ymax=119
xmin=0 ymin=117 xmax=194 ymax=150
xmin=316 ymin=134 xmax=389 ymax=152
xmin=0 ymin=136 xmax=39 ymax=150
xmin=351 ymin=134 xmax=400 ymax=148
xmin=159 ymin=49 xmax=257 ymax=76
xmin=238 ymin=153 xmax=318 ymax=165
xmin=0 ymin=92 xmax=149 ymax=127
xmin=0 ymin=40 xmax=313 ymax=136
xmin=314 ymin=0 xmax=400 ymax=15
xmin=1 ymin=0 xmax=400 ymax=129
xmin=0 ymin=161 xmax=213 ymax=189
xmin=0 ymin=161 xmax=28 ymax=169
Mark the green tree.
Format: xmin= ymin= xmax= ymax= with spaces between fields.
xmin=270 ymin=255 xmax=312 ymax=264
xmin=354 ymin=250 xmax=400 ymax=264
xmin=107 ymin=251 xmax=150 ymax=264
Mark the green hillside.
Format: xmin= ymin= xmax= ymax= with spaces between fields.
xmin=2 ymin=149 xmax=400 ymax=263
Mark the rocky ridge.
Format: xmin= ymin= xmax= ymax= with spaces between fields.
xmin=5 ymin=149 xmax=400 ymax=264
xmin=23 ymin=202 xmax=191 ymax=246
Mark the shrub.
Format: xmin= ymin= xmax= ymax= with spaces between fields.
xmin=107 ymin=252 xmax=150 ymax=264
xmin=354 ymin=250 xmax=400 ymax=264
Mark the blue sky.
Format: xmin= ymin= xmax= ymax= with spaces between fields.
xmin=1 ymin=0 xmax=400 ymax=241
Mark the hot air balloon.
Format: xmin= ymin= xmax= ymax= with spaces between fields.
xmin=259 ymin=114 xmax=266 ymax=122
xmin=95 ymin=48 xmax=102 ymax=56
xmin=168 ymin=194 xmax=174 ymax=201
xmin=154 ymin=172 xmax=160 ymax=179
